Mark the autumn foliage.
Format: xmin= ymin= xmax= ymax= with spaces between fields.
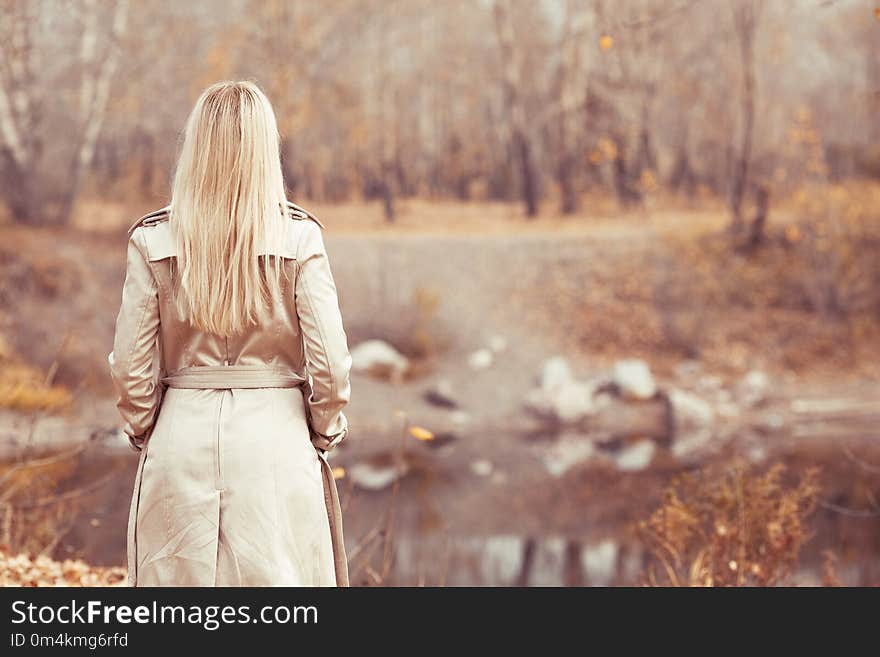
xmin=0 ymin=550 xmax=125 ymax=587
xmin=639 ymin=461 xmax=820 ymax=587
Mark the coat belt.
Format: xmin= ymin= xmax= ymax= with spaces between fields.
xmin=161 ymin=365 xmax=307 ymax=389
xmin=156 ymin=363 xmax=350 ymax=587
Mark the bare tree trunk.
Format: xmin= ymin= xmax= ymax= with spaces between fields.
xmin=555 ymin=0 xmax=588 ymax=215
xmin=744 ymin=183 xmax=770 ymax=251
xmin=514 ymin=133 xmax=538 ymax=217
xmin=492 ymin=0 xmax=539 ymax=218
xmin=612 ymin=131 xmax=641 ymax=207
xmin=447 ymin=135 xmax=471 ymax=201
xmin=56 ymin=0 xmax=129 ymax=225
xmin=375 ymin=2 xmax=397 ymax=223
xmin=728 ymin=0 xmax=760 ymax=235
xmin=669 ymin=123 xmax=697 ymax=196
xmin=379 ymin=160 xmax=397 ymax=222
xmin=558 ymin=154 xmax=578 ymax=214
xmin=0 ymin=0 xmax=42 ymax=223
xmin=612 ymin=137 xmax=631 ymax=205
xmin=634 ymin=88 xmax=658 ymax=176
xmin=865 ymin=15 xmax=880 ymax=147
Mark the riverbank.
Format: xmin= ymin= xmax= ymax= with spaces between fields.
xmin=1 ymin=198 xmax=878 ymax=585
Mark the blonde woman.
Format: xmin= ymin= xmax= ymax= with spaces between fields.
xmin=109 ymin=81 xmax=351 ymax=587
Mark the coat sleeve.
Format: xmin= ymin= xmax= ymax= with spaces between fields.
xmin=108 ymin=229 xmax=162 ymax=452
xmin=295 ymin=221 xmax=352 ymax=452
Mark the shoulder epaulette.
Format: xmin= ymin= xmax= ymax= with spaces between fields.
xmin=128 ymin=206 xmax=170 ymax=236
xmin=285 ymin=200 xmax=325 ymax=230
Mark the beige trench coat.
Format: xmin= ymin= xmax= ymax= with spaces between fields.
xmin=109 ymin=202 xmax=352 ymax=587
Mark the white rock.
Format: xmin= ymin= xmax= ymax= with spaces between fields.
xmin=553 ymin=381 xmax=597 ymax=423
xmin=527 ymin=357 xmax=596 ymax=423
xmin=669 ymin=388 xmax=715 ymax=434
xmin=523 ymin=380 xmax=596 ymax=425
xmin=541 ymin=356 xmax=573 ymax=392
xmin=738 ymin=370 xmax=770 ymax=407
xmin=581 ymin=540 xmax=619 ymax=586
xmin=522 ymin=388 xmax=556 ymax=420
xmin=348 ymin=461 xmax=408 ymax=491
xmin=350 ymin=340 xmax=409 ymax=381
xmin=468 ymin=348 xmax=493 ymax=370
xmin=668 ymin=388 xmax=716 ymax=460
xmin=541 ymin=435 xmax=596 ymax=477
xmin=614 ymin=439 xmax=656 ymax=471
xmin=526 ymin=359 xmax=605 ymax=425
xmin=423 ymin=379 xmax=458 ymax=408
xmin=523 ymin=388 xmax=559 ymax=422
xmin=470 ymin=459 xmax=494 ymax=477
xmin=612 ymin=359 xmax=657 ymax=400
xmin=488 ymin=335 xmax=508 ymax=353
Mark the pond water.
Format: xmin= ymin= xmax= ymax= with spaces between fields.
xmin=2 ymin=438 xmax=876 ymax=587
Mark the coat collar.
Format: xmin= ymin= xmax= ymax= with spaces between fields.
xmin=130 ymin=201 xmax=321 ymax=261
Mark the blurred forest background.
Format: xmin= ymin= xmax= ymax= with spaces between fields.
xmin=0 ymin=0 xmax=877 ymax=224
xmin=0 ymin=0 xmax=879 ymax=587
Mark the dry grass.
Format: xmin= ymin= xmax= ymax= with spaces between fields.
xmin=0 ymin=447 xmax=92 ymax=556
xmin=0 ymin=365 xmax=71 ymax=412
xmin=0 ymin=439 xmax=121 ymax=568
xmin=639 ymin=461 xmax=820 ymax=587
xmin=523 ymin=182 xmax=880 ymax=380
xmin=0 ymin=335 xmax=71 ymax=413
xmin=660 ymin=182 xmax=880 ymax=375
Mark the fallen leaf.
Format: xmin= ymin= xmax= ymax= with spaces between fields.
xmin=408 ymin=425 xmax=434 ymax=441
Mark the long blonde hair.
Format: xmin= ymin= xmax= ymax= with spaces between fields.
xmin=170 ymin=81 xmax=288 ymax=336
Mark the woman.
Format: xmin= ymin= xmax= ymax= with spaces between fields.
xmin=108 ymin=81 xmax=351 ymax=587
